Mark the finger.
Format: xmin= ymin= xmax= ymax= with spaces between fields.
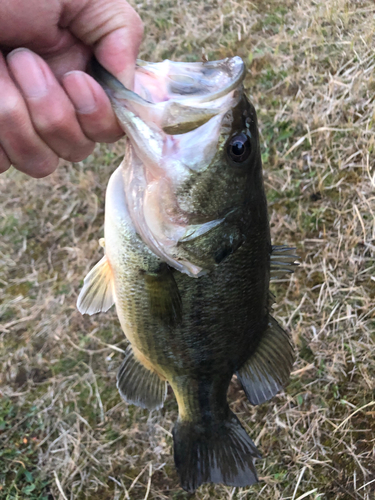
xmin=38 ymin=34 xmax=92 ymax=81
xmin=0 ymin=144 xmax=11 ymax=174
xmin=7 ymin=48 xmax=95 ymax=163
xmin=66 ymin=0 xmax=144 ymax=89
xmin=0 ymin=52 xmax=59 ymax=178
xmin=62 ymin=70 xmax=123 ymax=143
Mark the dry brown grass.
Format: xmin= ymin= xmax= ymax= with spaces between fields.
xmin=1 ymin=0 xmax=374 ymax=499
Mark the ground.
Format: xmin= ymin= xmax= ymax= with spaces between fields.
xmin=0 ymin=0 xmax=374 ymax=499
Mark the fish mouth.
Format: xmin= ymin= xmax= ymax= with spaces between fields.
xmin=90 ymin=56 xmax=245 ymax=134
xmin=90 ymin=57 xmax=246 ymax=277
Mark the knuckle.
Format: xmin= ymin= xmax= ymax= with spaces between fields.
xmin=31 ymin=102 xmax=96 ymax=161
xmin=0 ymin=93 xmax=25 ymax=126
xmin=34 ymin=104 xmax=72 ymax=136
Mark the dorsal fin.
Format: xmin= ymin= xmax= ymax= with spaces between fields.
xmin=77 ymin=255 xmax=115 ymax=315
xmin=270 ymin=245 xmax=299 ymax=279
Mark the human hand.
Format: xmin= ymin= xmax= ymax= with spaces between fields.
xmin=0 ymin=0 xmax=143 ymax=178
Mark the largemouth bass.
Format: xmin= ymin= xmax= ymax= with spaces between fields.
xmin=77 ymin=56 xmax=297 ymax=492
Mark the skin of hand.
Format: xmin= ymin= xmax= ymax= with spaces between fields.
xmin=0 ymin=0 xmax=143 ymax=178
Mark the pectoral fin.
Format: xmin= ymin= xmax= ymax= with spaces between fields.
xmin=143 ymin=263 xmax=182 ymax=326
xmin=178 ymin=218 xmax=224 ymax=243
xmin=178 ymin=219 xmax=245 ymax=269
xmin=236 ymin=316 xmax=294 ymax=405
xmin=117 ymin=345 xmax=167 ymax=410
xmin=77 ymin=255 xmax=115 ymax=315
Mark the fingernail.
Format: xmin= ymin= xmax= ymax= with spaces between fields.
xmin=63 ymin=71 xmax=97 ymax=114
xmin=8 ymin=49 xmax=48 ymax=98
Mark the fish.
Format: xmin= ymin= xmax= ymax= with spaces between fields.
xmin=77 ymin=56 xmax=298 ymax=492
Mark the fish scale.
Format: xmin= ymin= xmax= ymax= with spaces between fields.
xmin=77 ymin=56 xmax=298 ymax=492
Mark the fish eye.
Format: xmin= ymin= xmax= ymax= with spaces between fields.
xmin=227 ymin=133 xmax=251 ymax=163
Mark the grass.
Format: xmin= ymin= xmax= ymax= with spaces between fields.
xmin=1 ymin=0 xmax=375 ymax=498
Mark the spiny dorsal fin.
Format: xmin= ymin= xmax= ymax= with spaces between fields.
xmin=117 ymin=345 xmax=167 ymax=410
xmin=270 ymin=245 xmax=299 ymax=279
xmin=77 ymin=255 xmax=115 ymax=315
xmin=143 ymin=264 xmax=182 ymax=326
xmin=236 ymin=315 xmax=294 ymax=406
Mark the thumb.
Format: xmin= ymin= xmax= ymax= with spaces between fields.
xmin=64 ymin=0 xmax=143 ymax=88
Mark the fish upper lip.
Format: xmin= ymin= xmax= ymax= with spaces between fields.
xmin=186 ymin=57 xmax=246 ymax=103
xmin=90 ymin=56 xmax=246 ymax=106
xmin=89 ymin=56 xmax=246 ymax=137
xmin=169 ymin=57 xmax=246 ymax=104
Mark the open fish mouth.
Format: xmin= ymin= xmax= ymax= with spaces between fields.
xmin=90 ymin=56 xmax=247 ymax=278
xmin=90 ymin=56 xmax=246 ymax=134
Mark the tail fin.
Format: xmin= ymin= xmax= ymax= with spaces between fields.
xmin=173 ymin=411 xmax=261 ymax=492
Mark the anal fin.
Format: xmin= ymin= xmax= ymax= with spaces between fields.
xmin=77 ymin=255 xmax=115 ymax=315
xmin=117 ymin=345 xmax=167 ymax=410
xmin=236 ymin=316 xmax=294 ymax=405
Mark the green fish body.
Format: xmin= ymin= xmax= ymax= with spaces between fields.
xmin=77 ymin=57 xmax=296 ymax=492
